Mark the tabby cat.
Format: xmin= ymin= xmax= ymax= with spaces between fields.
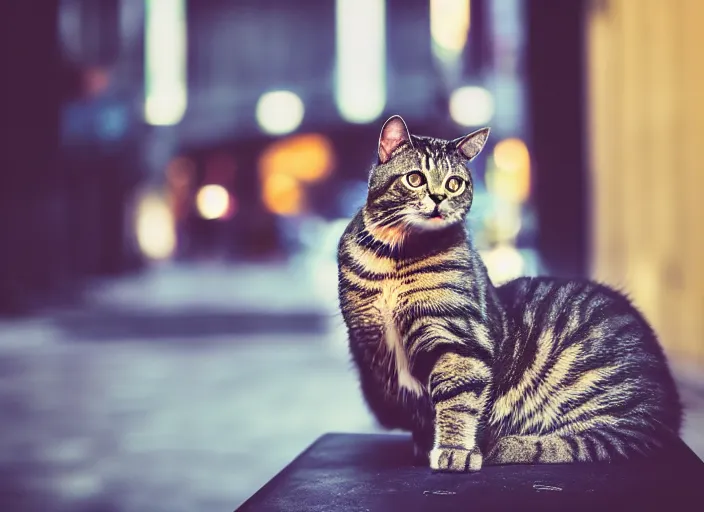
xmin=337 ymin=115 xmax=682 ymax=472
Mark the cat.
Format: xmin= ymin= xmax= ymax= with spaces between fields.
xmin=336 ymin=115 xmax=682 ymax=472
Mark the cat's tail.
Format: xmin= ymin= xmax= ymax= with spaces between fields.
xmin=485 ymin=428 xmax=672 ymax=465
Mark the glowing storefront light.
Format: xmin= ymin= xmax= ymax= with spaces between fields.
xmin=255 ymin=91 xmax=305 ymax=135
xmin=449 ymin=86 xmax=495 ymax=127
xmin=335 ymin=0 xmax=386 ymax=123
xmin=144 ymin=0 xmax=187 ymax=126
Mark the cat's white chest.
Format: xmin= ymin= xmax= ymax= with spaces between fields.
xmin=374 ymin=282 xmax=425 ymax=397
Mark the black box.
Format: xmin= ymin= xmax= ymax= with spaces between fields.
xmin=237 ymin=433 xmax=704 ymax=511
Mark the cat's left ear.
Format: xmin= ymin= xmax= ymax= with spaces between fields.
xmin=453 ymin=127 xmax=491 ymax=161
xmin=378 ymin=115 xmax=412 ymax=164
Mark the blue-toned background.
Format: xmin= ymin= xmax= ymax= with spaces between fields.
xmin=1 ymin=1 xmax=702 ymax=511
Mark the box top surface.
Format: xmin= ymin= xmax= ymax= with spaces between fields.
xmin=237 ymin=433 xmax=704 ymax=512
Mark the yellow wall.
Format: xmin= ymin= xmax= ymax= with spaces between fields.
xmin=587 ymin=0 xmax=704 ymax=364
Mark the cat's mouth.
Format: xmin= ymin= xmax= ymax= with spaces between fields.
xmin=429 ymin=208 xmax=444 ymax=221
xmin=409 ymin=207 xmax=455 ymax=230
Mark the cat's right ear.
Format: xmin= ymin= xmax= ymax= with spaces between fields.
xmin=378 ymin=115 xmax=412 ymax=164
xmin=454 ymin=127 xmax=491 ymax=161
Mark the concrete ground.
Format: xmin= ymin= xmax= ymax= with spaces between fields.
xmin=0 ymin=262 xmax=701 ymax=512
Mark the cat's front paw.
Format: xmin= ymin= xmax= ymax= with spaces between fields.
xmin=429 ymin=446 xmax=483 ymax=472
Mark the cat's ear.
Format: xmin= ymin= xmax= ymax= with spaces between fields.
xmin=378 ymin=115 xmax=412 ymax=164
xmin=454 ymin=127 xmax=491 ymax=161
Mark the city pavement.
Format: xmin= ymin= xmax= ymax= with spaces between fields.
xmin=0 ymin=262 xmax=702 ymax=512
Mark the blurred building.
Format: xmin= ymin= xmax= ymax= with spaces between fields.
xmin=6 ymin=0 xmax=703 ymax=371
xmin=2 ymin=0 xmax=556 ymax=314
xmin=1 ymin=1 xmax=64 ymax=312
xmin=586 ymin=0 xmax=704 ymax=365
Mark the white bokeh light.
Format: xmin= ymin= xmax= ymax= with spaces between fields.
xmin=430 ymin=0 xmax=470 ymax=62
xmin=255 ymin=91 xmax=305 ymax=135
xmin=135 ymin=193 xmax=176 ymax=260
xmin=196 ymin=184 xmax=231 ymax=220
xmin=335 ymin=0 xmax=386 ymax=124
xmin=480 ymin=245 xmax=525 ymax=285
xmin=449 ymin=86 xmax=495 ymax=127
xmin=144 ymin=0 xmax=187 ymax=126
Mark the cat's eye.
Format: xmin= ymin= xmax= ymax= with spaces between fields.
xmin=445 ymin=176 xmax=464 ymax=193
xmin=405 ymin=171 xmax=426 ymax=188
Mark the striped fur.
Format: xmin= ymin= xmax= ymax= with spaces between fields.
xmin=338 ymin=116 xmax=682 ymax=472
xmin=486 ymin=277 xmax=682 ymax=464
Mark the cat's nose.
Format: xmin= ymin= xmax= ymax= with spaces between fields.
xmin=429 ymin=193 xmax=447 ymax=204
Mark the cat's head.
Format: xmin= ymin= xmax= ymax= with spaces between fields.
xmin=364 ymin=115 xmax=489 ymax=242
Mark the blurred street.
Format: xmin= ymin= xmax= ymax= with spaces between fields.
xmin=0 ymin=263 xmax=381 ymax=512
xmin=0 ymin=263 xmax=702 ymax=512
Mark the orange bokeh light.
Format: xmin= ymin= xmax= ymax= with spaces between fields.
xmin=491 ymin=138 xmax=531 ymax=203
xmin=258 ymin=133 xmax=334 ymax=216
xmin=259 ymin=134 xmax=334 ymax=183
xmin=494 ymin=138 xmax=530 ymax=173
xmin=261 ymin=172 xmax=304 ymax=216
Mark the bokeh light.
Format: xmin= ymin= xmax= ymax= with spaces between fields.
xmin=83 ymin=67 xmax=111 ymax=97
xmin=195 ymin=184 xmax=232 ymax=220
xmin=259 ymin=134 xmax=335 ymax=183
xmin=255 ymin=91 xmax=305 ymax=135
xmin=479 ymin=244 xmax=525 ymax=284
xmin=483 ymin=205 xmax=523 ymax=245
xmin=335 ymin=0 xmax=386 ymax=123
xmin=487 ymin=138 xmax=531 ymax=203
xmin=135 ymin=192 xmax=177 ymax=260
xmin=430 ymin=0 xmax=470 ymax=60
xmin=261 ymin=172 xmax=304 ymax=216
xmin=494 ymin=138 xmax=530 ymax=173
xmin=449 ymin=86 xmax=495 ymax=126
xmin=144 ymin=0 xmax=187 ymax=126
